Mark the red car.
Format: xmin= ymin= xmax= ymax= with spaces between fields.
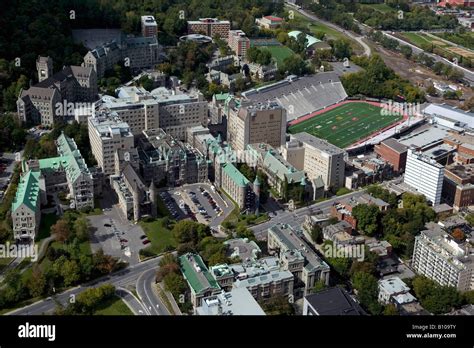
xmin=142 ymin=239 xmax=151 ymax=245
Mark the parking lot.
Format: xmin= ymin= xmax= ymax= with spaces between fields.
xmin=88 ymin=187 xmax=149 ymax=265
xmin=160 ymin=183 xmax=234 ymax=227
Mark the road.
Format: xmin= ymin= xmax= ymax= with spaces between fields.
xmin=136 ymin=268 xmax=169 ymax=315
xmin=288 ymin=4 xmax=371 ymax=57
xmin=7 ymin=255 xmax=170 ymax=315
xmin=116 ymin=287 xmax=148 ymax=315
xmin=250 ymin=190 xmax=366 ymax=240
xmin=381 ymin=31 xmax=474 ymax=86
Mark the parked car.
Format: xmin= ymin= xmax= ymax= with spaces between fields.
xmin=142 ymin=239 xmax=151 ymax=245
xmin=140 ymin=235 xmax=147 ymax=240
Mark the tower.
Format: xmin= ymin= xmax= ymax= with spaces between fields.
xmin=36 ymin=56 xmax=53 ymax=82
xmin=253 ymin=176 xmax=260 ymax=215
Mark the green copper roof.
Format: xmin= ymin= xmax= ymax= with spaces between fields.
xmin=179 ymin=253 xmax=220 ymax=294
xmin=47 ymin=133 xmax=91 ymax=183
xmin=221 ymin=162 xmax=250 ymax=187
xmin=12 ymin=170 xmax=41 ymax=212
xmin=214 ymin=92 xmax=229 ymax=101
xmin=263 ymin=149 xmax=305 ymax=183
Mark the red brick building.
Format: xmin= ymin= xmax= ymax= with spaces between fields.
xmin=374 ymin=138 xmax=408 ymax=173
xmin=443 ymin=163 xmax=474 ymax=210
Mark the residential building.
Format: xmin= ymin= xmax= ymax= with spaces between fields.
xmin=141 ymin=15 xmax=158 ymax=37
xmin=404 ymin=148 xmax=445 ymax=205
xmin=110 ymin=164 xmax=157 ymax=221
xmin=138 ymin=128 xmax=208 ymax=186
xmin=247 ymin=62 xmax=278 ymax=81
xmin=283 ymin=133 xmax=346 ymax=191
xmin=195 ymin=288 xmax=266 ymax=315
xmin=378 ymin=277 xmax=417 ymax=305
xmin=443 ymin=163 xmax=474 ymax=210
xmin=412 ymin=225 xmax=473 ymax=292
xmin=268 ymin=223 xmax=330 ymax=295
xmin=255 ymin=15 xmax=284 ymax=29
xmin=11 ymin=170 xmax=44 ymax=243
xmin=12 ymin=133 xmax=94 ymax=242
xmin=88 ymin=112 xmax=134 ymax=176
xmin=209 ymin=92 xmax=230 ymax=124
xmin=226 ymin=98 xmax=286 ymax=152
xmin=246 ymin=143 xmax=310 ymax=199
xmin=99 ymin=86 xmax=207 ymax=140
xmin=215 ymin=161 xmax=256 ymax=211
xmin=228 ymin=30 xmax=250 ymax=57
xmin=322 ymin=221 xmax=364 ymax=246
xmin=187 ymin=18 xmax=230 ymax=40
xmin=374 ymin=138 xmax=408 ymax=172
xmin=303 ymin=287 xmax=366 ymax=315
xmin=179 ymin=253 xmax=222 ymax=307
xmin=18 ymin=56 xmax=98 ymax=126
xmin=230 ymin=257 xmax=295 ymax=301
xmin=83 ymin=36 xmax=160 ymax=79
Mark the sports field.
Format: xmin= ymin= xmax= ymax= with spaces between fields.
xmin=259 ymin=45 xmax=294 ymax=66
xmin=288 ymin=102 xmax=403 ymax=148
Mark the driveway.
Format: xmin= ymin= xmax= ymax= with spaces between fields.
xmin=88 ymin=186 xmax=147 ymax=265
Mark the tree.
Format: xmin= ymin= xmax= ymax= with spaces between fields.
xmin=400 ymin=45 xmax=412 ymax=59
xmin=412 ymin=276 xmax=462 ymax=314
xmin=52 ymin=220 xmax=71 ymax=243
xmin=451 ymin=228 xmax=465 ymax=241
xmin=313 ymin=280 xmax=327 ymax=292
xmin=61 ymin=259 xmax=81 ymax=286
xmin=260 ymin=295 xmax=295 ymax=315
xmin=93 ymin=249 xmax=118 ymax=275
xmin=332 ymin=39 xmax=352 ymax=60
xmin=311 ymin=224 xmax=323 ymax=244
xmin=383 ymin=304 xmax=399 ymax=315
xmin=352 ymin=271 xmax=382 ymax=315
xmin=163 ymin=272 xmax=187 ymax=298
xmin=27 ymin=265 xmax=46 ymax=297
xmin=73 ymin=217 xmax=90 ymax=242
xmin=352 ymin=204 xmax=380 ymax=236
xmin=426 ymin=85 xmax=437 ymax=96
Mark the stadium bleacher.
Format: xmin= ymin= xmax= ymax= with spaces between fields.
xmin=242 ymin=72 xmax=348 ymax=122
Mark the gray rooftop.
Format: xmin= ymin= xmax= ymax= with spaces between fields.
xmin=269 ymin=223 xmax=330 ymax=273
xmin=291 ymin=132 xmax=345 ymax=155
xmin=305 ymin=287 xmax=366 ymax=315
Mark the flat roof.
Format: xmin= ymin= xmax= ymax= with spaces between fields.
xmin=196 ymin=288 xmax=266 ymax=315
xmin=292 ymin=132 xmax=345 ymax=155
xmin=378 ymin=276 xmax=410 ymax=295
xmin=305 ymin=287 xmax=366 ymax=315
xmin=380 ymin=138 xmax=408 ymax=154
xmin=269 ymin=223 xmax=330 ymax=273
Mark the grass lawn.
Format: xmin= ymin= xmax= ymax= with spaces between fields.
xmin=36 ymin=213 xmax=59 ymax=241
xmin=401 ymin=32 xmax=439 ymax=48
xmin=139 ymin=218 xmax=177 ymax=255
xmin=288 ymin=102 xmax=402 ymax=148
xmin=291 ymin=10 xmax=361 ymax=51
xmin=360 ymin=3 xmax=395 ymax=13
xmin=259 ymin=45 xmax=294 ymax=66
xmin=94 ymin=295 xmax=134 ymax=315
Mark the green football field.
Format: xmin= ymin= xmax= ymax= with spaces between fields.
xmin=259 ymin=46 xmax=294 ymax=66
xmin=288 ymin=102 xmax=403 ymax=148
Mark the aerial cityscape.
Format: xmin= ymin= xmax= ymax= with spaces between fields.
xmin=0 ymin=0 xmax=473 ymax=344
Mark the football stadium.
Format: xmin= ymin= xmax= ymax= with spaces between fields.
xmin=288 ymin=101 xmax=404 ymax=148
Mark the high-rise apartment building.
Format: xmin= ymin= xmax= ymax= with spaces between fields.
xmin=412 ymin=225 xmax=473 ymax=292
xmin=187 ymin=18 xmax=230 ymax=40
xmin=228 ymin=30 xmax=250 ymax=57
xmin=404 ymin=148 xmax=445 ymax=205
xmin=283 ymin=132 xmax=346 ymax=190
xmin=141 ymin=15 xmax=158 ymax=37
xmin=88 ymin=112 xmax=134 ymax=176
xmin=226 ymin=99 xmax=286 ymax=152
